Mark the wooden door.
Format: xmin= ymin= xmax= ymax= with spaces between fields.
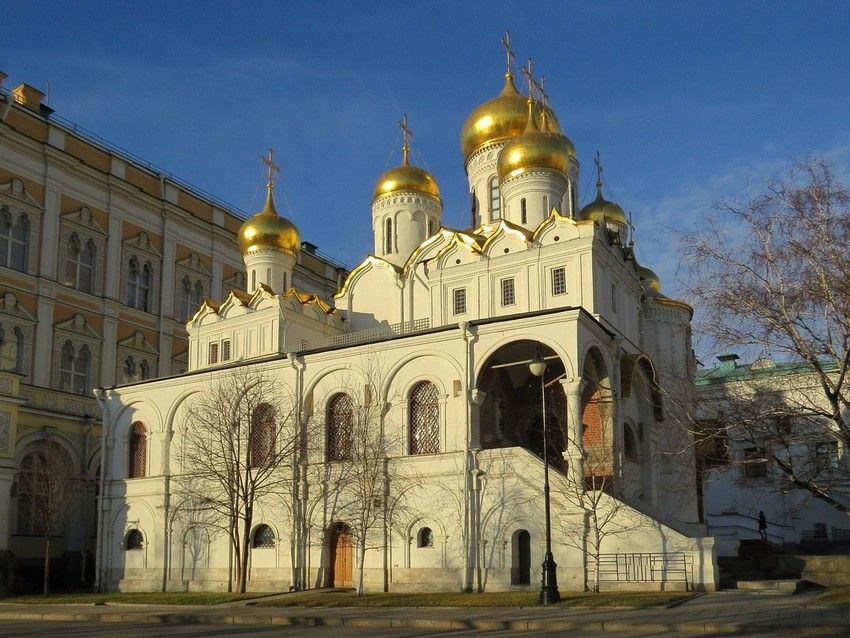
xmin=333 ymin=528 xmax=352 ymax=586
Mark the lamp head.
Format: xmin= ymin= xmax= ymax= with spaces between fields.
xmin=528 ymin=355 xmax=547 ymax=377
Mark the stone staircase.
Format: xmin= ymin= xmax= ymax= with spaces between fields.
xmin=719 ymin=540 xmax=813 ymax=593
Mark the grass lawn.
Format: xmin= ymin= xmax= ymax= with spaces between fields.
xmin=0 ymin=592 xmax=272 ymax=606
xmin=256 ymin=589 xmax=694 ymax=608
xmin=813 ymin=586 xmax=850 ymax=606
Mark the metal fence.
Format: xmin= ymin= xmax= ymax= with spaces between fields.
xmin=801 ymin=528 xmax=850 ymax=543
xmin=588 ymin=552 xmax=692 ymax=588
xmin=321 ymin=318 xmax=430 ymax=349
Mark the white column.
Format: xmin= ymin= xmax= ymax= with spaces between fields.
xmin=33 ymin=282 xmax=56 ymax=387
xmin=560 ymin=378 xmax=585 ymax=486
xmin=105 ymin=214 xmax=123 ymax=301
xmin=40 ymin=186 xmax=61 ymax=279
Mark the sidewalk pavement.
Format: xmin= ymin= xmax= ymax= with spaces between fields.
xmin=2 ymin=590 xmax=850 ymax=634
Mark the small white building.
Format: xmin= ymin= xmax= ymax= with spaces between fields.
xmin=698 ymin=354 xmax=850 ymax=556
xmin=96 ymin=61 xmax=717 ymax=593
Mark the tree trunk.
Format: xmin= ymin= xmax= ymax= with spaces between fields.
xmin=356 ymin=535 xmax=366 ymax=597
xmin=592 ymin=511 xmax=601 ymax=593
xmin=43 ymin=537 xmax=51 ymax=596
xmin=239 ymin=515 xmax=252 ymax=594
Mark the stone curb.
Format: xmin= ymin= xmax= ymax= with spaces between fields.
xmin=0 ymin=610 xmax=848 ymax=634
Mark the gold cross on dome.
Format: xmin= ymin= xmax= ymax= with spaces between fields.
xmin=594 ymin=151 xmax=604 ymax=186
xmin=521 ymin=58 xmax=535 ymax=96
xmin=399 ymin=113 xmax=413 ymax=164
xmin=538 ymin=75 xmax=549 ymax=107
xmin=501 ymin=31 xmax=515 ymax=73
xmin=261 ymin=148 xmax=280 ymax=188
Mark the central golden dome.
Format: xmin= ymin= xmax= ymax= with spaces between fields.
xmin=460 ymin=72 xmax=562 ymax=160
xmin=497 ymin=101 xmax=574 ymax=179
xmin=373 ymin=146 xmax=441 ymax=200
xmin=237 ymin=186 xmax=300 ymax=255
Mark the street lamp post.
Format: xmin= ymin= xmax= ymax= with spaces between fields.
xmin=529 ymin=353 xmax=560 ymax=605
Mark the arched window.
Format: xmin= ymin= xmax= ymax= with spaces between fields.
xmin=0 ymin=324 xmax=23 ymax=373
xmin=16 ymin=442 xmax=72 ymax=535
xmin=139 ymin=360 xmax=150 ymax=380
xmin=520 ymin=198 xmax=527 ymax=224
xmin=624 ymin=422 xmax=641 ymax=462
xmin=179 ymin=275 xmax=192 ymax=321
xmin=123 ymin=356 xmax=136 ymax=383
xmin=65 ymin=234 xmax=96 ymax=293
xmin=59 ymin=341 xmax=90 ymax=395
xmin=128 ymin=421 xmax=147 ymax=479
xmin=409 ymin=381 xmax=439 ymax=455
xmin=327 ymin=393 xmax=354 ymax=461
xmin=488 ymin=177 xmax=501 ymax=219
xmin=417 ymin=527 xmax=434 ymax=548
xmin=252 ymin=524 xmax=275 ymax=548
xmin=249 ymin=403 xmax=276 ymax=468
xmin=193 ymin=280 xmax=204 ymax=308
xmin=385 ymin=218 xmax=393 ymax=254
xmin=127 ymin=258 xmax=152 ymax=311
xmin=125 ymin=529 xmax=144 ymax=550
xmin=0 ymin=209 xmax=29 ymax=272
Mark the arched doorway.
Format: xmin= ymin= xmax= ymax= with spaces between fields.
xmin=476 ymin=340 xmax=567 ymax=464
xmin=511 ymin=529 xmax=531 ymax=585
xmin=581 ymin=347 xmax=614 ymax=489
xmin=327 ymin=523 xmax=353 ymax=587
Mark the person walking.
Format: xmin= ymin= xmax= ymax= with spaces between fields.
xmin=758 ymin=511 xmax=768 ymax=540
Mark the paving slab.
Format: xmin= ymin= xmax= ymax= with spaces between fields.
xmin=0 ymin=590 xmax=848 ymax=634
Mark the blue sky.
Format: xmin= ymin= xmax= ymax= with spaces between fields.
xmin=3 ymin=0 xmax=850 ymax=354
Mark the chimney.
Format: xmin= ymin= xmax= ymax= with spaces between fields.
xmin=12 ymin=83 xmax=46 ymax=110
xmin=11 ymin=82 xmax=54 ymax=116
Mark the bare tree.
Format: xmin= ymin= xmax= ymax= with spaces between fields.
xmin=317 ymin=357 xmax=418 ymax=596
xmin=20 ymin=441 xmax=76 ymax=595
xmin=680 ymin=159 xmax=850 ymax=513
xmin=178 ymin=367 xmax=297 ymax=593
xmin=554 ymin=425 xmax=639 ymax=592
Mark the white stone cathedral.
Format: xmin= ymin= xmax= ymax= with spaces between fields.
xmin=96 ymin=53 xmax=717 ymax=593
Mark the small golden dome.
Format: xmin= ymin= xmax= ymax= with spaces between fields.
xmin=578 ymin=181 xmax=627 ymax=226
xmin=373 ymin=146 xmax=441 ymax=201
xmin=496 ymin=100 xmax=574 ymax=179
xmin=460 ymin=72 xmax=562 ymax=160
xmin=237 ymin=186 xmax=300 ymax=255
xmin=636 ymin=264 xmax=661 ymax=294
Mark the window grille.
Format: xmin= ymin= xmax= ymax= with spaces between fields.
xmin=453 ymin=288 xmax=467 ymax=315
xmin=249 ymin=403 xmax=276 ymax=467
xmin=253 ymin=524 xmax=275 ymax=548
xmin=410 ymin=381 xmax=439 ymax=454
xmin=327 ymin=393 xmax=354 ymax=461
xmin=743 ymin=447 xmax=768 ymax=478
xmin=209 ymin=342 xmax=219 ymax=364
xmin=385 ymin=218 xmax=393 ymax=254
xmin=551 ymin=267 xmax=566 ymax=296
xmin=501 ymin=278 xmax=516 ymax=307
xmin=222 ymin=339 xmax=231 ymax=362
xmin=128 ymin=421 xmax=147 ymax=478
xmin=521 ymin=198 xmax=527 ymax=224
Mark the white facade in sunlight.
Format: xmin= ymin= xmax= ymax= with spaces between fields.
xmin=97 ymin=63 xmax=717 ymax=593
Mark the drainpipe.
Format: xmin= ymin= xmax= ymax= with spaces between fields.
xmin=92 ymin=388 xmax=110 ymax=592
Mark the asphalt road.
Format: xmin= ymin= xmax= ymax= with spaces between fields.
xmin=0 ymin=621 xmax=845 ymax=638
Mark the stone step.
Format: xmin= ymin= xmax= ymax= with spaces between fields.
xmin=734 ymin=579 xmax=811 ymax=593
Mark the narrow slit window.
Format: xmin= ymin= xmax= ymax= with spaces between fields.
xmin=501 ymin=278 xmax=516 ymax=307
xmin=551 ymin=267 xmax=566 ymax=296
xmin=453 ymin=288 xmax=467 ymax=315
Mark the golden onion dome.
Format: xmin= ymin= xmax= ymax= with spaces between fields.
xmin=636 ymin=264 xmax=662 ymax=295
xmin=237 ymin=185 xmax=300 ymax=255
xmin=496 ymin=100 xmax=574 ymax=179
xmin=460 ymin=71 xmax=562 ymax=160
xmin=373 ymin=146 xmax=441 ymax=201
xmin=578 ymin=180 xmax=627 ymax=226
